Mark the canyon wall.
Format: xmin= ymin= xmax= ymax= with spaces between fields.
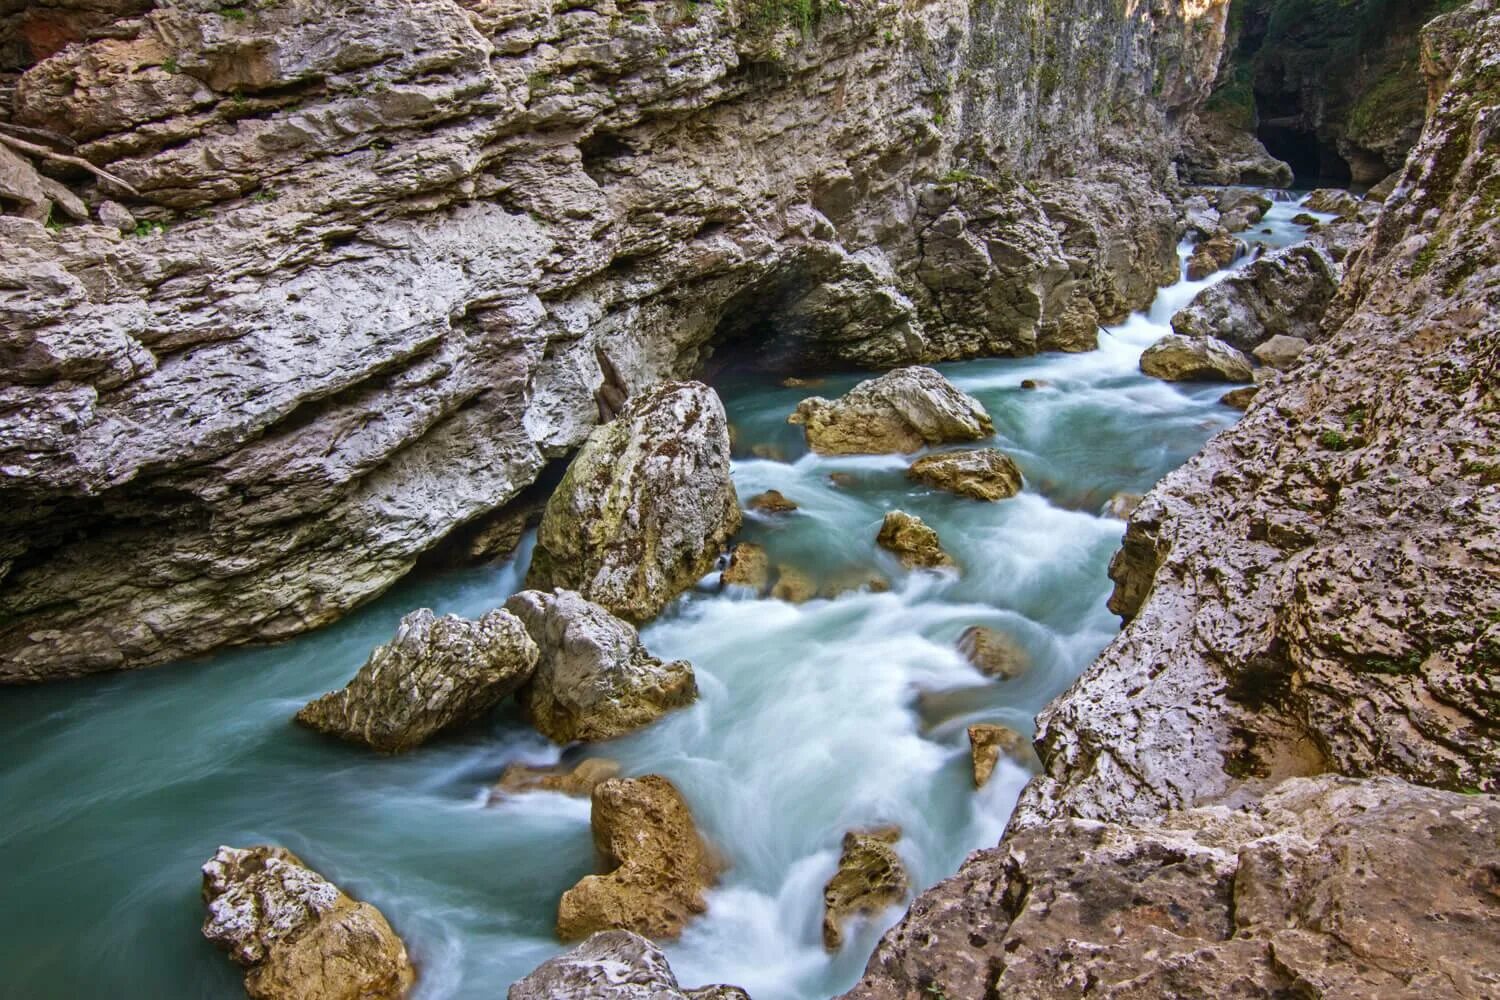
xmin=0 ymin=0 xmax=1232 ymax=680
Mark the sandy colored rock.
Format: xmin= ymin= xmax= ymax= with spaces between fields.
xmin=828 ymin=471 xmax=858 ymax=488
xmin=906 ymin=449 xmax=1023 ymax=501
xmin=956 ymin=626 xmax=1030 ymax=680
xmin=746 ymin=489 xmax=798 ymax=514
xmin=527 ymin=382 xmax=741 ymax=624
xmin=1252 ymin=333 xmax=1310 ymax=370
xmin=508 ymin=930 xmax=749 ymax=1000
xmin=490 ymin=758 xmax=622 ymax=802
xmin=295 ymin=608 xmax=538 ymax=753
xmin=504 ymin=589 xmax=696 ymax=745
xmin=1219 ymin=385 xmax=1259 ymax=409
xmin=876 ymin=511 xmax=957 ymax=571
xmin=819 ymin=568 xmax=892 ymax=599
xmin=202 ymin=845 xmax=414 ymax=1000
xmin=1101 ymin=491 xmax=1143 ymax=520
xmin=556 ymin=775 xmax=717 ymax=942
xmin=1171 ymin=242 xmax=1342 ymax=352
xmin=822 ymin=828 xmax=910 ymax=952
xmin=1139 ymin=334 xmax=1254 ymax=383
xmin=1304 ymin=187 xmax=1361 ymax=218
xmin=720 ymin=543 xmax=770 ymax=593
xmin=789 ymin=367 xmax=994 ymax=456
xmin=968 ymin=723 xmax=1025 ymax=788
xmin=1185 ymin=229 xmax=1240 ymax=279
xmin=770 ymin=565 xmax=817 ymax=604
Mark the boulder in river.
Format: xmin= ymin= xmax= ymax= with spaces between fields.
xmin=527 ymin=381 xmax=741 ymax=624
xmin=771 ymin=564 xmax=817 ymax=603
xmin=490 ymin=758 xmax=622 ymax=802
xmin=1252 ymin=334 xmax=1311 ymax=371
xmin=721 ymin=542 xmax=770 ymax=592
xmin=789 ymin=367 xmax=993 ymax=455
xmin=295 ymin=608 xmax=539 ymax=753
xmin=822 ymin=827 xmax=910 ymax=951
xmin=1215 ymin=189 xmax=1273 ymax=233
xmin=202 ymin=845 xmax=415 ymax=1000
xmin=509 ymin=930 xmax=749 ymax=1000
xmin=968 ymin=723 xmax=1025 ymax=788
xmin=556 ymin=775 xmax=717 ymax=941
xmin=906 ymin=449 xmax=1023 ymax=501
xmin=1185 ymin=229 xmax=1240 ymax=280
xmin=1219 ymin=385 xmax=1259 ymax=410
xmin=956 ymin=625 xmax=1031 ymax=680
xmin=1170 ymin=242 xmax=1340 ymax=353
xmin=1304 ymin=188 xmax=1361 ymax=218
xmin=1139 ymin=334 xmax=1254 ymax=383
xmin=505 ymin=589 xmax=696 ymax=745
xmin=747 ymin=489 xmax=799 ymax=514
xmin=876 ymin=511 xmax=957 ymax=571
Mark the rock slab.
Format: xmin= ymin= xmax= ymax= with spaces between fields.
xmin=790 ymin=368 xmax=993 ymax=455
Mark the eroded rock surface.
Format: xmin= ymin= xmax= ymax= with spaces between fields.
xmin=906 ymin=449 xmax=1022 ymax=501
xmin=789 ymin=367 xmax=994 ymax=455
xmin=509 ymin=930 xmax=749 ymax=1000
xmin=1138 ymin=333 xmax=1254 ymax=382
xmin=202 ymin=845 xmax=415 ymax=1000
xmin=1171 ymin=241 xmax=1341 ymax=351
xmin=490 ymin=758 xmax=622 ymax=801
xmin=956 ymin=625 xmax=1030 ymax=680
xmin=876 ymin=511 xmax=957 ymax=570
xmin=526 ymin=382 xmax=739 ymax=624
xmin=295 ymin=608 xmax=538 ymax=753
xmin=968 ymin=724 xmax=1024 ymax=788
xmin=822 ymin=827 xmax=910 ymax=952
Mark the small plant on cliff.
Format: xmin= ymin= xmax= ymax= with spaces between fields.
xmin=1318 ymin=429 xmax=1349 ymax=451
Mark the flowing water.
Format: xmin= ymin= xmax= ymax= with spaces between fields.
xmin=0 ymin=195 xmax=1325 ymax=999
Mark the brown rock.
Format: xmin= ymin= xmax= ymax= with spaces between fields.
xmin=556 ymin=776 xmax=717 ymax=942
xmin=828 ymin=471 xmax=858 ymax=488
xmin=1185 ymin=229 xmax=1239 ymax=279
xmin=490 ymin=758 xmax=622 ymax=802
xmin=721 ymin=543 xmax=770 ymax=592
xmin=1251 ymin=333 xmax=1310 ymax=370
xmin=822 ymin=828 xmax=909 ymax=952
xmin=1139 ymin=334 xmax=1254 ymax=382
xmin=789 ymin=367 xmax=993 ymax=456
xmin=747 ymin=489 xmax=798 ymax=514
xmin=770 ymin=565 xmax=817 ymax=603
xmin=956 ymin=625 xmax=1030 ymax=680
xmin=1101 ymin=491 xmax=1142 ymax=520
xmin=780 ymin=376 xmax=825 ymax=388
xmin=906 ymin=449 xmax=1023 ymax=501
xmin=819 ymin=568 xmax=892 ymax=599
xmin=749 ymin=443 xmax=786 ymax=462
xmin=876 ymin=511 xmax=956 ymax=571
xmin=1219 ymin=385 xmax=1259 ymax=409
xmin=968 ymin=723 xmax=1025 ymax=788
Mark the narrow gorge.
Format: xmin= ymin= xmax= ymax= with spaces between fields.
xmin=0 ymin=0 xmax=1495 ymax=998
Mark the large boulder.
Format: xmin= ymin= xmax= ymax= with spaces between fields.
xmin=1170 ymin=242 xmax=1341 ymax=352
xmin=556 ymin=775 xmax=717 ymax=941
xmin=1138 ymin=334 xmax=1254 ymax=383
xmin=876 ymin=511 xmax=957 ymax=570
xmin=906 ymin=449 xmax=1023 ymax=501
xmin=527 ymin=381 xmax=740 ymax=624
xmin=789 ymin=367 xmax=994 ymax=455
xmin=295 ymin=608 xmax=538 ymax=753
xmin=202 ymin=846 xmax=414 ymax=1000
xmin=1185 ymin=229 xmax=1241 ymax=279
xmin=505 ymin=589 xmax=696 ymax=745
xmin=720 ymin=542 xmax=770 ymax=592
xmin=822 ymin=827 xmax=910 ymax=951
xmin=509 ymin=930 xmax=750 ymax=1000
xmin=1252 ymin=334 xmax=1311 ymax=371
xmin=1304 ymin=187 xmax=1361 ymax=218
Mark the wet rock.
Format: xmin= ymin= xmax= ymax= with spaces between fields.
xmin=202 ymin=845 xmax=414 ymax=1000
xmin=780 ymin=376 xmax=824 ymax=389
xmin=556 ymin=775 xmax=717 ymax=942
xmin=1184 ymin=229 xmax=1240 ymax=279
xmin=1101 ymin=491 xmax=1142 ymax=520
xmin=956 ymin=626 xmax=1030 ymax=680
xmin=1219 ymin=385 xmax=1259 ymax=409
xmin=1019 ymin=378 xmax=1046 ymax=390
xmin=527 ymin=382 xmax=741 ymax=624
xmin=721 ymin=543 xmax=770 ymax=593
xmin=968 ymin=724 xmax=1025 ymax=787
xmin=770 ymin=565 xmax=817 ymax=604
xmin=1170 ymin=242 xmax=1341 ymax=352
xmin=1139 ymin=334 xmax=1254 ymax=383
xmin=906 ymin=449 xmax=1023 ymax=502
xmin=509 ymin=930 xmax=750 ymax=1000
xmin=914 ymin=685 xmax=995 ymax=734
xmin=746 ymin=489 xmax=798 ymax=514
xmin=295 ymin=609 xmax=538 ymax=753
xmin=1293 ymin=211 xmax=1321 ymax=226
xmin=1215 ymin=188 xmax=1273 ymax=231
xmin=490 ymin=758 xmax=621 ymax=802
xmin=819 ymin=568 xmax=891 ymax=599
xmin=1251 ymin=334 xmax=1310 ymax=371
xmin=876 ymin=512 xmax=957 ymax=571
xmin=1366 ymin=171 xmax=1400 ymax=202
xmin=789 ymin=367 xmax=993 ymax=456
xmin=828 ymin=472 xmax=858 ymax=488
xmin=504 ymin=589 xmax=696 ymax=745
xmin=822 ymin=828 xmax=909 ymax=952
xmin=1304 ymin=188 xmax=1361 ymax=218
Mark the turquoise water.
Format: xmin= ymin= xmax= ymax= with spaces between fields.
xmin=0 ymin=197 xmax=1323 ymax=998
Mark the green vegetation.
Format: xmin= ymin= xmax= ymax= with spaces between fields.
xmin=162 ymin=57 xmax=180 ymax=74
xmin=1358 ymin=651 xmax=1425 ymax=676
xmin=220 ymin=5 xmax=249 ymax=21
xmin=1319 ymin=429 xmax=1349 ymax=450
xmin=131 ymin=220 xmax=168 ymax=238
xmin=749 ymin=0 xmax=843 ymax=33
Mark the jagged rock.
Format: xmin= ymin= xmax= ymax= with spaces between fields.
xmin=1215 ymin=189 xmax=1273 ymax=232
xmin=720 ymin=543 xmax=770 ymax=592
xmin=842 ymin=777 xmax=1500 ymax=1000
xmin=556 ymin=775 xmax=717 ymax=942
xmin=1139 ymin=334 xmax=1254 ymax=383
xmin=1184 ymin=229 xmax=1240 ymax=279
xmin=1366 ymin=171 xmax=1401 ymax=201
xmin=876 ymin=511 xmax=957 ymax=570
xmin=1252 ymin=334 xmax=1310 ymax=370
xmin=96 ymin=200 xmax=136 ymax=233
xmin=956 ymin=625 xmax=1030 ymax=680
xmin=1101 ymin=491 xmax=1142 ymax=520
xmin=968 ymin=724 xmax=1025 ymax=787
xmin=202 ymin=845 xmax=415 ymax=1000
xmin=1178 ymin=114 xmax=1294 ymax=187
xmin=1219 ymin=385 xmax=1259 ymax=409
xmin=1305 ymin=187 xmax=1361 ymax=218
xmin=527 ymin=382 xmax=740 ymax=624
xmin=822 ymin=827 xmax=909 ymax=952
xmin=508 ymin=930 xmax=750 ymax=1000
xmin=295 ymin=609 xmax=538 ymax=753
xmin=504 ymin=589 xmax=696 ymax=745
xmin=906 ymin=449 xmax=1023 ymax=501
xmin=770 ymin=564 xmax=817 ymax=603
xmin=789 ymin=367 xmax=993 ymax=456
xmin=489 ymin=758 xmax=622 ymax=802
xmin=1170 ymin=242 xmax=1341 ymax=352
xmin=746 ymin=489 xmax=798 ymax=514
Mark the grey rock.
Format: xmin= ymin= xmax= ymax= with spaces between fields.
xmin=1139 ymin=333 xmax=1254 ymax=382
xmin=1170 ymin=241 xmax=1341 ymax=352
xmin=790 ymin=367 xmax=993 ymax=455
xmin=1251 ymin=333 xmax=1310 ymax=370
xmin=508 ymin=930 xmax=749 ymax=1000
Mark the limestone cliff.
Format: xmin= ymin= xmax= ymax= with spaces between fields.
xmin=0 ymin=0 xmax=1230 ymax=680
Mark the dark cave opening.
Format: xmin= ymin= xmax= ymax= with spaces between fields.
xmin=1256 ymin=122 xmax=1351 ymax=188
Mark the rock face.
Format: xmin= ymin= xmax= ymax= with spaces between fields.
xmin=1177 ymin=112 xmax=1294 ymax=186
xmin=876 ymin=511 xmax=957 ymax=570
xmin=202 ymin=845 xmax=415 ymax=1000
xmin=967 ymin=724 xmax=1024 ymax=788
xmin=1170 ymin=241 xmax=1341 ymax=352
xmin=295 ymin=608 xmax=538 ymax=753
xmin=526 ymin=382 xmax=740 ymax=624
xmin=1138 ymin=334 xmax=1254 ymax=382
xmin=842 ymin=777 xmax=1500 ymax=1000
xmin=822 ymin=828 xmax=910 ymax=952
xmin=790 ymin=367 xmax=994 ymax=456
xmin=1184 ymin=228 xmax=1241 ymax=279
xmin=720 ymin=542 xmax=770 ymax=592
xmin=556 ymin=775 xmax=717 ymax=942
xmin=504 ymin=589 xmax=696 ymax=744
xmin=0 ymin=0 xmax=1230 ymax=682
xmin=906 ymin=449 xmax=1022 ymax=501
xmin=509 ymin=930 xmax=749 ymax=1000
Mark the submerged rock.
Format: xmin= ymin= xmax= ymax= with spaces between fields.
xmin=771 ymin=564 xmax=817 ymax=604
xmin=490 ymin=758 xmax=622 ymax=802
xmin=1170 ymin=242 xmax=1341 ymax=352
xmin=968 ymin=724 xmax=1025 ymax=788
xmin=746 ymin=489 xmax=799 ymax=514
xmin=509 ymin=930 xmax=750 ymax=1000
xmin=202 ymin=845 xmax=414 ymax=1000
xmin=876 ymin=511 xmax=957 ymax=571
xmin=527 ymin=382 xmax=741 ymax=624
xmin=1101 ymin=491 xmax=1143 ymax=520
xmin=789 ymin=367 xmax=993 ymax=455
xmin=504 ymin=589 xmax=696 ymax=745
xmin=721 ymin=543 xmax=770 ymax=592
xmin=906 ymin=449 xmax=1023 ymax=501
xmin=956 ymin=626 xmax=1031 ymax=680
xmin=823 ymin=828 xmax=910 ymax=952
xmin=1138 ymin=334 xmax=1254 ymax=383
xmin=557 ymin=775 xmax=717 ymax=942
xmin=295 ymin=609 xmax=538 ymax=753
